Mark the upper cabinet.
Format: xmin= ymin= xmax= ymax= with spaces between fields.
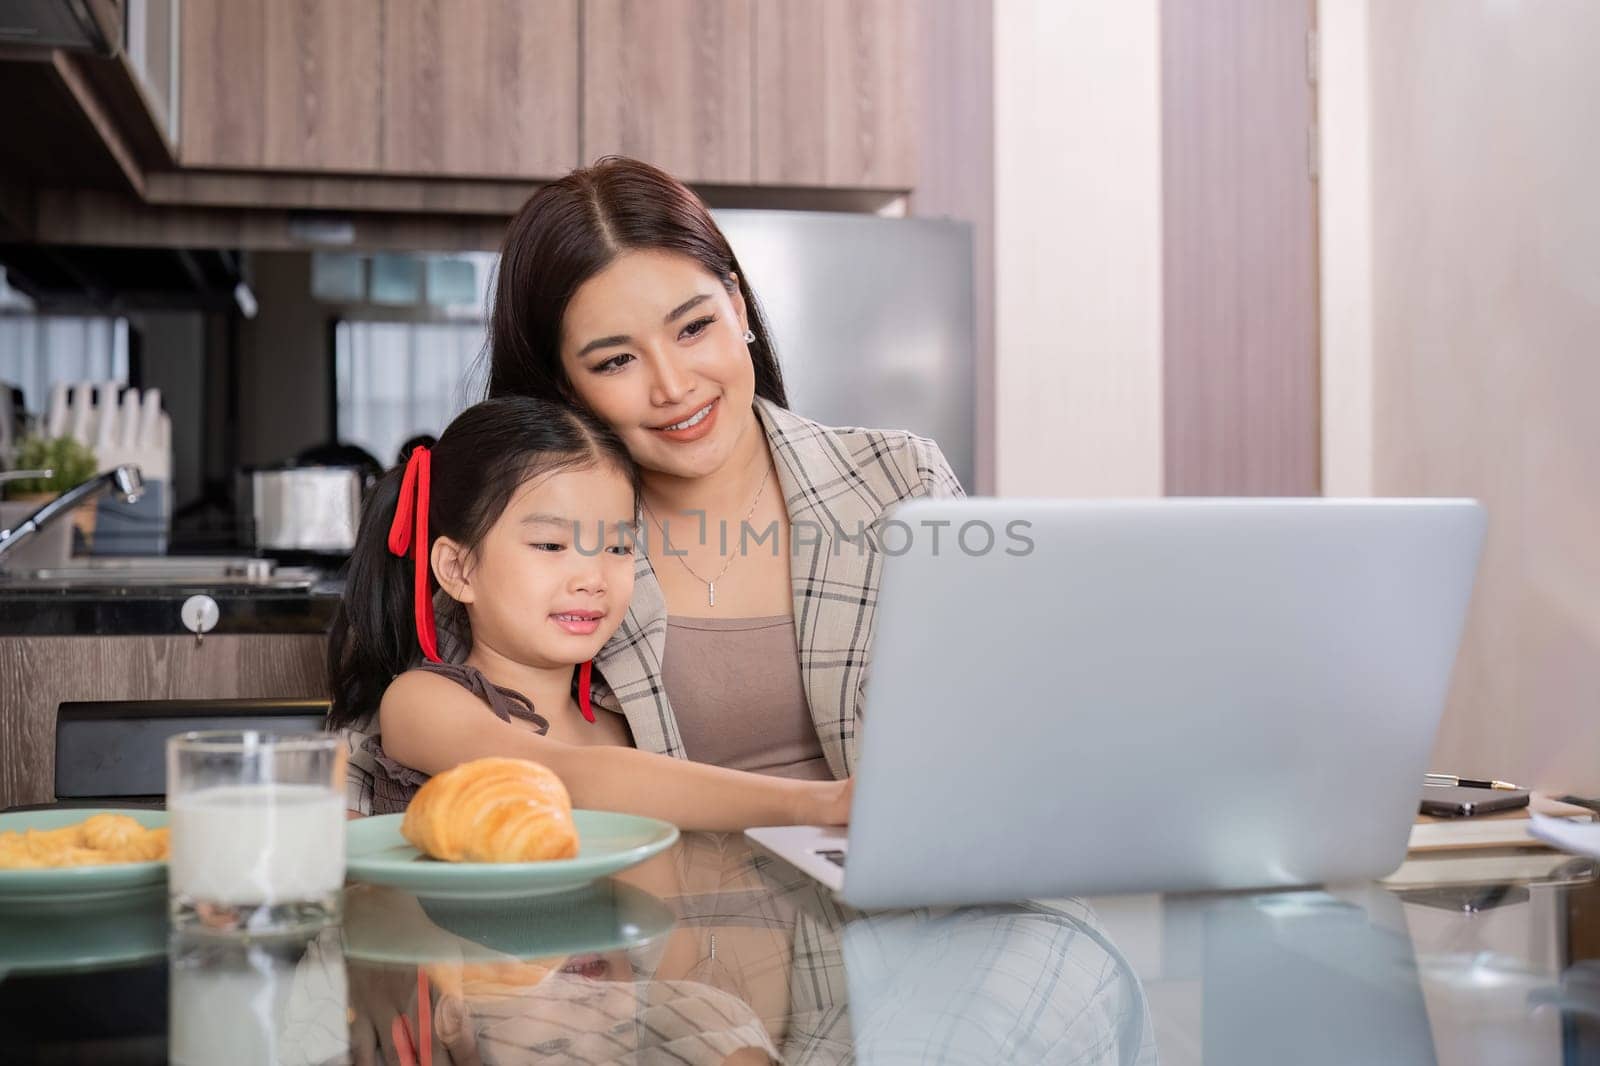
xmin=582 ymin=0 xmax=753 ymax=185
xmin=580 ymin=0 xmax=915 ymax=190
xmin=180 ymin=0 xmax=383 ymax=172
xmin=164 ymin=0 xmax=913 ymax=190
xmin=753 ymin=0 xmax=916 ymax=189
xmin=380 ymin=1 xmax=578 ymax=178
xmin=179 ymin=0 xmax=578 ymax=179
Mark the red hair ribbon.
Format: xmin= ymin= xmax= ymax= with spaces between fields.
xmin=578 ymin=660 xmax=595 ymax=723
xmin=387 ymin=447 xmax=441 ymax=663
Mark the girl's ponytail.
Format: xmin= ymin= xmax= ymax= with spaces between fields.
xmin=326 ymin=464 xmax=423 ymax=729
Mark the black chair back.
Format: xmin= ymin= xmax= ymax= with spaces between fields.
xmin=53 ymin=698 xmax=330 ymax=802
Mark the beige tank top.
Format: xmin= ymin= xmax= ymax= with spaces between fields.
xmin=661 ymin=614 xmax=834 ymax=781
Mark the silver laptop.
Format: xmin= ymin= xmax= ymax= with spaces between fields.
xmin=747 ymin=498 xmax=1486 ymax=909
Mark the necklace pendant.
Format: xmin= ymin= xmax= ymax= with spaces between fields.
xmin=707 ymin=581 xmax=716 ymax=607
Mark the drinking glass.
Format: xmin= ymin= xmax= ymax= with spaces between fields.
xmin=166 ymin=730 xmax=346 ymax=934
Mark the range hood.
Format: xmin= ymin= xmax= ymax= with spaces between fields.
xmin=0 ymin=0 xmax=121 ymax=55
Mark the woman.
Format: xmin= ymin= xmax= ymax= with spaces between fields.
xmin=485 ymin=156 xmax=963 ymax=781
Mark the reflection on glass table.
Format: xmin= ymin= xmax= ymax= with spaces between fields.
xmin=0 ymin=833 xmax=1158 ymax=1065
xmin=12 ymin=831 xmax=1600 ymax=1063
xmin=1090 ymin=852 xmax=1600 ymax=1066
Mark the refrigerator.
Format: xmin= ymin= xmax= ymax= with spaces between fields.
xmin=714 ymin=210 xmax=977 ymax=491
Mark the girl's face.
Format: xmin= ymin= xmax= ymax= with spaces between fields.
xmin=446 ymin=464 xmax=637 ymax=670
xmin=559 ymin=249 xmax=757 ymax=481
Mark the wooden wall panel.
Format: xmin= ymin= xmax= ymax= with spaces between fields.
xmin=582 ymin=0 xmax=753 ymax=183
xmin=1368 ymin=0 xmax=1600 ymax=793
xmin=0 ymin=635 xmax=328 ymax=808
xmin=1161 ymin=0 xmax=1320 ymax=495
xmin=753 ymin=0 xmax=915 ymax=190
xmin=381 ymin=0 xmax=578 ymax=178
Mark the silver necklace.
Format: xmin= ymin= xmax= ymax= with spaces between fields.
xmin=643 ymin=462 xmax=773 ymax=607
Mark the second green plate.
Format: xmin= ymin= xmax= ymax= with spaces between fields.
xmin=345 ymin=810 xmax=679 ymax=900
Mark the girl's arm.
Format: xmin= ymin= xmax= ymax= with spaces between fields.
xmin=378 ymin=671 xmax=850 ymax=831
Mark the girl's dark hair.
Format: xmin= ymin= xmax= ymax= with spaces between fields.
xmin=326 ymin=396 xmax=640 ymax=729
xmin=486 ymin=156 xmax=787 ymax=409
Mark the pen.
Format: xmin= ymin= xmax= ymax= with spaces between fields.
xmin=1425 ymin=772 xmax=1523 ymax=791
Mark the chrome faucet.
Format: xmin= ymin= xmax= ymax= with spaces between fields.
xmin=0 ymin=465 xmax=144 ymax=567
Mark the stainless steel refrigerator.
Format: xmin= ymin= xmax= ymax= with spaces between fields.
xmin=714 ymin=210 xmax=976 ymax=491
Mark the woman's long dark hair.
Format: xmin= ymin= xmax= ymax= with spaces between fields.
xmin=486 ymin=156 xmax=787 ymax=409
xmin=326 ymin=396 xmax=640 ymax=729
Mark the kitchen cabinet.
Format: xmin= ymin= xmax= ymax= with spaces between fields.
xmin=3 ymin=0 xmax=921 ymax=246
xmin=180 ymin=0 xmax=578 ymax=179
xmin=582 ymin=0 xmax=754 ymax=184
xmin=379 ymin=0 xmax=578 ymax=178
xmin=177 ymin=0 xmax=912 ymax=188
xmin=0 ymin=2 xmax=177 ymax=213
xmin=180 ymin=0 xmax=383 ymax=172
xmin=753 ymin=0 xmax=916 ymax=189
xmin=582 ymin=0 xmax=917 ymax=190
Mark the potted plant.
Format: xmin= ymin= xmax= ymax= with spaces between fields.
xmin=5 ymin=434 xmax=102 ymax=547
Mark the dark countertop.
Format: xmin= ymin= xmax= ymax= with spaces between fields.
xmin=0 ymin=576 xmax=343 ymax=636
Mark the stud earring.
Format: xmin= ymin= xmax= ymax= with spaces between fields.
xmin=742 ymin=329 xmax=756 ymax=343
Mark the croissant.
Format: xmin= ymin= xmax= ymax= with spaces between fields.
xmin=401 ymin=757 xmax=579 ymax=863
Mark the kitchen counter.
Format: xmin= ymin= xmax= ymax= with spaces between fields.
xmin=0 ymin=573 xmax=343 ymax=636
xmin=0 ymin=558 xmax=335 ymax=807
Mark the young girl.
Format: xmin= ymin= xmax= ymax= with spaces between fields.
xmin=326 ymin=396 xmax=851 ymax=829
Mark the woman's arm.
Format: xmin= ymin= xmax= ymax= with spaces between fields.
xmin=378 ymin=671 xmax=850 ymax=831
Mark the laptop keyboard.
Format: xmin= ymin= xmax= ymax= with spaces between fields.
xmin=815 ymin=849 xmax=846 ymax=868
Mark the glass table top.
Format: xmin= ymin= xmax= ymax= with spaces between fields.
xmin=3 ymin=833 xmax=1599 ymax=1065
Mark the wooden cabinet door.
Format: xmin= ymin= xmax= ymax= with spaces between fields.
xmin=182 ymin=0 xmax=576 ymax=178
xmin=753 ymin=0 xmax=915 ymax=189
xmin=380 ymin=0 xmax=579 ymax=179
xmin=582 ymin=0 xmax=753 ymax=184
xmin=180 ymin=0 xmax=382 ymax=172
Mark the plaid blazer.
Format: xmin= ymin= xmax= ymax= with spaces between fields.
xmin=589 ymin=398 xmax=965 ymax=780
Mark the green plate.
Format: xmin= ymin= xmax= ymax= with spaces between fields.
xmin=0 ymin=808 xmax=168 ymax=910
xmin=345 ymin=811 xmax=679 ymax=900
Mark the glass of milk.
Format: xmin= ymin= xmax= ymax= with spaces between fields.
xmin=167 ymin=730 xmax=346 ymax=935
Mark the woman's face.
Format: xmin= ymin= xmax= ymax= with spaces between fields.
xmin=445 ymin=464 xmax=637 ymax=670
xmin=559 ymin=249 xmax=756 ymax=481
